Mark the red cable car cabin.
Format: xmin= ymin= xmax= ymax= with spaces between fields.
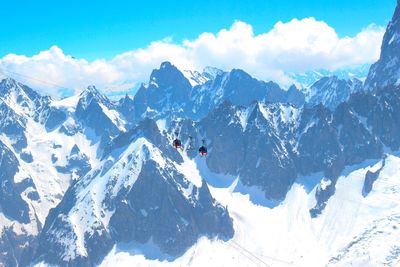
xmin=173 ymin=139 xmax=182 ymax=149
xmin=199 ymin=146 xmax=207 ymax=156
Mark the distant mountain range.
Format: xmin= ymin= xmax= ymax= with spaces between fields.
xmin=287 ymin=64 xmax=371 ymax=87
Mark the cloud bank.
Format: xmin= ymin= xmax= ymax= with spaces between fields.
xmin=0 ymin=18 xmax=385 ymax=97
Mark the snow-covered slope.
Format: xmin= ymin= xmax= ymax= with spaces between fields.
xmin=0 ymin=78 xmax=126 ymax=266
xmin=34 ymin=121 xmax=234 ymax=266
xmin=99 ymin=153 xmax=400 ymax=267
xmin=182 ymin=69 xmax=211 ymax=87
xmin=0 ymin=79 xmax=100 ymax=220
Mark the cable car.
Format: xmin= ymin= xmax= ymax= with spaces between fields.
xmin=199 ymin=139 xmax=207 ymax=156
xmin=172 ymin=132 xmax=182 ymax=149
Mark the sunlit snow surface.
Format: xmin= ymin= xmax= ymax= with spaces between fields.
xmin=97 ymin=153 xmax=400 ymax=267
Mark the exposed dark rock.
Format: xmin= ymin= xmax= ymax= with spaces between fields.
xmin=20 ymin=151 xmax=33 ymax=163
xmin=75 ymin=86 xmax=122 ymax=145
xmin=44 ymin=107 xmax=67 ymax=131
xmin=56 ymin=144 xmax=91 ymax=179
xmin=0 ymin=141 xmax=32 ymax=224
xmin=365 ymin=1 xmax=400 ymax=90
xmin=362 ymin=155 xmax=387 ymax=196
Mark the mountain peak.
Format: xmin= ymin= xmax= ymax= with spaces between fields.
xmin=202 ymin=66 xmax=224 ymax=80
xmin=0 ymin=77 xmax=45 ymax=118
xmin=365 ymin=1 xmax=400 ymax=90
xmin=0 ymin=77 xmax=23 ymax=94
xmin=82 ymin=85 xmax=100 ymax=95
xmin=288 ymin=84 xmax=298 ymax=91
xmin=119 ymin=93 xmax=133 ymax=104
xmin=149 ymin=62 xmax=191 ymax=89
xmin=78 ymin=85 xmax=111 ymax=106
xmin=160 ymin=61 xmax=173 ymax=69
xmin=230 ymin=68 xmax=251 ymax=79
xmin=2 ymin=77 xmax=19 ymax=86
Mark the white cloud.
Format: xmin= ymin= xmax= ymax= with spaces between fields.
xmin=0 ymin=18 xmax=385 ymax=97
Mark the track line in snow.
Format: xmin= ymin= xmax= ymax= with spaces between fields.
xmin=227 ymin=240 xmax=268 ymax=267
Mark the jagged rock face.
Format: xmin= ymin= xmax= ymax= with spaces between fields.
xmin=296 ymin=104 xmax=345 ymax=179
xmin=116 ymin=94 xmax=135 ymax=124
xmin=0 ymin=99 xmax=28 ymax=151
xmin=0 ymin=78 xmax=41 ymax=109
xmin=200 ymin=102 xmax=247 ymax=175
xmin=294 ymin=104 xmax=345 ymax=217
xmin=0 ymin=227 xmax=38 ymax=267
xmin=366 ymin=86 xmax=400 ymax=150
xmin=333 ymin=103 xmax=382 ymax=165
xmin=109 ymin=161 xmax=232 ymax=257
xmin=217 ymin=69 xmax=280 ymax=106
xmin=133 ymin=62 xmax=192 ymax=119
xmin=133 ymin=62 xmax=303 ymax=121
xmin=264 ymin=81 xmax=287 ymax=103
xmin=191 ymin=69 xmax=291 ymax=119
xmin=200 ymin=102 xmax=298 ymax=200
xmin=201 ymin=102 xmax=242 ymax=175
xmin=238 ymin=104 xmax=297 ymax=199
xmin=365 ymin=1 xmax=400 ymax=90
xmin=43 ymin=107 xmax=67 ymax=131
xmin=304 ymin=76 xmax=363 ymax=110
xmin=349 ymin=86 xmax=400 ymax=151
xmin=285 ymin=85 xmax=305 ymax=107
xmin=196 ymin=96 xmax=386 ymax=202
xmin=75 ymin=86 xmax=124 ymax=144
xmin=0 ymin=78 xmax=51 ymax=122
xmin=362 ymin=156 xmax=386 ymax=196
xmin=35 ymin=123 xmax=234 ymax=267
xmin=0 ymin=141 xmax=33 ymax=224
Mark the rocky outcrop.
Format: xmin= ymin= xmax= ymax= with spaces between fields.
xmin=304 ymin=76 xmax=362 ymax=110
xmin=75 ymin=86 xmax=125 ymax=145
xmin=365 ymin=1 xmax=400 ymax=90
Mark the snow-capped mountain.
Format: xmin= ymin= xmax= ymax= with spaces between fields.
xmin=303 ymin=76 xmax=363 ymax=110
xmin=133 ymin=61 xmax=368 ymax=122
xmin=1 ymin=2 xmax=400 ymax=266
xmin=0 ymin=71 xmax=397 ymax=267
xmin=288 ymin=64 xmax=370 ymax=88
xmin=101 ymin=154 xmax=400 ymax=267
xmin=0 ymin=77 xmax=50 ymax=120
xmin=116 ymin=94 xmax=135 ymax=120
xmin=0 ymin=79 xmax=131 ymax=266
xmin=365 ymin=1 xmax=400 ymax=90
xmin=133 ymin=62 xmax=305 ymax=122
xmin=34 ymin=120 xmax=233 ymax=266
xmin=0 ymin=77 xmax=235 ymax=267
xmin=133 ymin=62 xmax=193 ymax=120
xmin=183 ymin=90 xmax=383 ymax=209
xmin=75 ymin=85 xmax=127 ymax=145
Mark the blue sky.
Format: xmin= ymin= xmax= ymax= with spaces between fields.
xmin=0 ymin=0 xmax=396 ymax=59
